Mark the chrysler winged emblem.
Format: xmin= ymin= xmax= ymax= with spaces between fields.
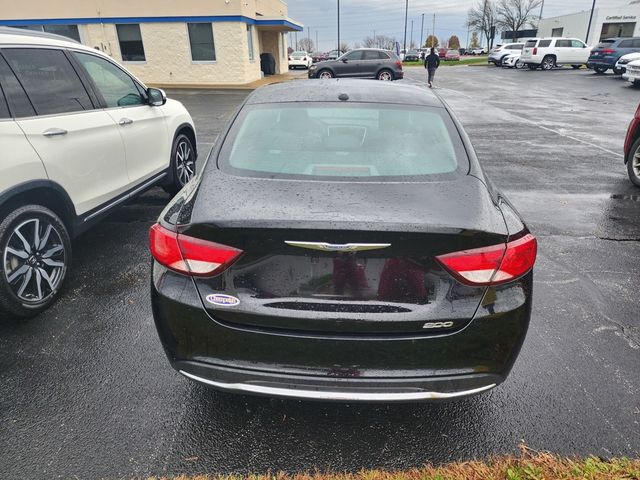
xmin=284 ymin=241 xmax=391 ymax=253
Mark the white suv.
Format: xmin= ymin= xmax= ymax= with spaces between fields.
xmin=0 ymin=28 xmax=196 ymax=317
xmin=521 ymin=38 xmax=591 ymax=70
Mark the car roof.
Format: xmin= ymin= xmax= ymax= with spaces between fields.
xmin=0 ymin=26 xmax=95 ymax=53
xmin=246 ymin=79 xmax=445 ymax=108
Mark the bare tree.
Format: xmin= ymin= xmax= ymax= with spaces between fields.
xmin=466 ymin=0 xmax=497 ymax=50
xmin=363 ymin=34 xmax=396 ymax=50
xmin=298 ymin=38 xmax=315 ymax=53
xmin=496 ymin=0 xmax=541 ymax=43
xmin=339 ymin=42 xmax=350 ymax=53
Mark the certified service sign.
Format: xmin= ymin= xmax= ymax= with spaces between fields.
xmin=206 ymin=294 xmax=241 ymax=307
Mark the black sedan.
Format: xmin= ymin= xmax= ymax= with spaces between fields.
xmin=150 ymin=80 xmax=537 ymax=402
xmin=308 ymin=48 xmax=404 ymax=81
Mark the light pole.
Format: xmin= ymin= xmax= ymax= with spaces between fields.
xmin=403 ymin=0 xmax=408 ymax=54
xmin=337 ymin=0 xmax=341 ymax=52
xmin=410 ymin=20 xmax=414 ymax=49
xmin=420 ymin=13 xmax=424 ymax=49
xmin=585 ymin=0 xmax=596 ymax=44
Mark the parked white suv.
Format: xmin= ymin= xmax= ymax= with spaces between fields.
xmin=0 ymin=27 xmax=196 ymax=317
xmin=521 ymin=38 xmax=591 ymax=70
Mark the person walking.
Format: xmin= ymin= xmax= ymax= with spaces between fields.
xmin=424 ymin=47 xmax=440 ymax=88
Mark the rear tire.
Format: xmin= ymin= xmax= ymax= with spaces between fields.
xmin=0 ymin=205 xmax=71 ymax=318
xmin=627 ymin=137 xmax=640 ymax=187
xmin=541 ymin=55 xmax=555 ymax=70
xmin=377 ymin=69 xmax=394 ymax=81
xmin=593 ymin=65 xmax=608 ymax=74
xmin=163 ymin=133 xmax=196 ymax=196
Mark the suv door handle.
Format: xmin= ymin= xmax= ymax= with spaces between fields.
xmin=42 ymin=128 xmax=68 ymax=137
xmin=118 ymin=118 xmax=134 ymax=126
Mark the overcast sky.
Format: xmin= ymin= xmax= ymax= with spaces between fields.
xmin=285 ymin=0 xmax=632 ymax=51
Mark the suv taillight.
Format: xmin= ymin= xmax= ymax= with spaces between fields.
xmin=601 ymin=49 xmax=615 ymax=55
xmin=533 ymin=47 xmax=538 ymax=55
xmin=395 ymin=60 xmax=402 ymax=69
xmin=150 ymin=224 xmax=243 ymax=277
xmin=436 ymin=234 xmax=537 ymax=286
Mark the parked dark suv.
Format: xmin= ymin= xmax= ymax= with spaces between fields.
xmin=308 ymin=48 xmax=404 ymax=81
xmin=588 ymin=37 xmax=640 ymax=73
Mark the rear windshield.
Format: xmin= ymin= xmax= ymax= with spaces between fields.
xmin=292 ymin=51 xmax=307 ymax=58
xmin=218 ymin=103 xmax=467 ymax=182
xmin=597 ymin=40 xmax=615 ymax=48
xmin=525 ymin=40 xmax=537 ymax=47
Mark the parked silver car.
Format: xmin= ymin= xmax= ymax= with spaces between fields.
xmin=488 ymin=43 xmax=524 ymax=66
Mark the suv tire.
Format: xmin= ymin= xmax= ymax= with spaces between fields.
xmin=593 ymin=65 xmax=608 ymax=74
xmin=0 ymin=205 xmax=71 ymax=318
xmin=377 ymin=69 xmax=394 ymax=81
xmin=541 ymin=55 xmax=556 ymax=70
xmin=164 ymin=133 xmax=196 ymax=195
xmin=627 ymin=137 xmax=640 ymax=187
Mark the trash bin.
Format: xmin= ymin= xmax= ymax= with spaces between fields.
xmin=260 ymin=53 xmax=276 ymax=75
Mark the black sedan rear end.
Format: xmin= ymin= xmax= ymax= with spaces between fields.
xmin=150 ymin=80 xmax=536 ymax=402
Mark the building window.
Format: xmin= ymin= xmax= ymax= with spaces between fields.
xmin=551 ymin=27 xmax=563 ymax=37
xmin=14 ymin=25 xmax=80 ymax=42
xmin=247 ymin=25 xmax=255 ymax=61
xmin=116 ymin=24 xmax=146 ymax=62
xmin=188 ymin=23 xmax=216 ymax=62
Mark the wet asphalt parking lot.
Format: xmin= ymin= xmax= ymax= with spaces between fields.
xmin=1 ymin=65 xmax=639 ymax=479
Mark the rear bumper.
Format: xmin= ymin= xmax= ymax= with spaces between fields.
xmin=395 ymin=70 xmax=404 ymax=79
xmin=587 ymin=59 xmax=615 ymax=68
xmin=151 ymin=264 xmax=532 ymax=402
xmin=176 ymin=362 xmax=500 ymax=402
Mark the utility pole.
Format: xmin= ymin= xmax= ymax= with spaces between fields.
xmin=420 ymin=13 xmax=424 ymax=49
xmin=410 ymin=20 xmax=414 ymax=49
xmin=295 ymin=32 xmax=298 ymax=50
xmin=373 ymin=30 xmax=376 ymax=48
xmin=466 ymin=25 xmax=470 ymax=49
xmin=337 ymin=0 xmax=340 ymax=51
xmin=585 ymin=0 xmax=596 ymax=44
xmin=316 ymin=30 xmax=318 ymax=52
xmin=403 ymin=0 xmax=408 ymax=54
xmin=432 ymin=13 xmax=435 ymax=47
xmin=308 ymin=27 xmax=311 ymax=51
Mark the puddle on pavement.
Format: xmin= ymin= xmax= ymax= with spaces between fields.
xmin=597 ymin=192 xmax=640 ymax=240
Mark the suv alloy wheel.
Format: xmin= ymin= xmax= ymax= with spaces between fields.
xmin=0 ymin=205 xmax=71 ymax=318
xmin=164 ymin=133 xmax=197 ymax=195
xmin=541 ymin=55 xmax=555 ymax=70
xmin=627 ymin=138 xmax=640 ymax=187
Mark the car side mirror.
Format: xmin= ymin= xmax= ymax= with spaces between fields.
xmin=147 ymin=87 xmax=167 ymax=106
xmin=342 ymin=58 xmax=348 ymax=63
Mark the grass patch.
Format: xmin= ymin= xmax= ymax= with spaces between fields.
xmin=147 ymin=447 xmax=640 ymax=480
xmin=403 ymin=57 xmax=488 ymax=67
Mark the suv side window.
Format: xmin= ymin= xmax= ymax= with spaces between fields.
xmin=343 ymin=50 xmax=363 ymax=61
xmin=556 ymin=40 xmax=571 ymax=48
xmin=619 ymin=39 xmax=634 ymax=48
xmin=363 ymin=50 xmax=380 ymax=60
xmin=377 ymin=51 xmax=390 ymax=59
xmin=72 ymin=52 xmax=145 ymax=108
xmin=0 ymin=81 xmax=9 ymax=119
xmin=2 ymin=48 xmax=93 ymax=116
xmin=538 ymin=40 xmax=552 ymax=48
xmin=633 ymin=39 xmax=640 ymax=48
xmin=0 ymin=53 xmax=36 ymax=117
xmin=571 ymin=40 xmax=585 ymax=48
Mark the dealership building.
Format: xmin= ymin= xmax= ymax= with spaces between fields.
xmin=0 ymin=0 xmax=303 ymax=86
xmin=537 ymin=3 xmax=640 ymax=45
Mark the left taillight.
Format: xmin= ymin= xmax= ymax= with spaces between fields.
xmin=149 ymin=223 xmax=243 ymax=277
xmin=436 ymin=234 xmax=537 ymax=286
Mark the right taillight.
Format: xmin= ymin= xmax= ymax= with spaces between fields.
xmin=436 ymin=234 xmax=537 ymax=286
xmin=149 ymin=224 xmax=243 ymax=277
xmin=533 ymin=47 xmax=538 ymax=55
xmin=602 ymin=49 xmax=615 ymax=54
xmin=395 ymin=60 xmax=402 ymax=69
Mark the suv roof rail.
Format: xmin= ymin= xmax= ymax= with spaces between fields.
xmin=0 ymin=26 xmax=80 ymax=44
